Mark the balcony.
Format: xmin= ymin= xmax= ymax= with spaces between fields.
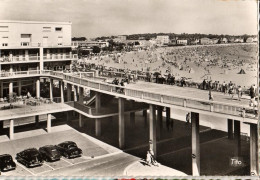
xmin=0 ymin=55 xmax=40 ymax=64
xmin=43 ymin=54 xmax=78 ymax=61
xmin=0 ymin=70 xmax=40 ymax=79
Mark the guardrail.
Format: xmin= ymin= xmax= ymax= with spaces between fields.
xmin=43 ymin=54 xmax=78 ymax=61
xmin=60 ymin=72 xmax=256 ymax=120
xmin=0 ymin=70 xmax=40 ymax=78
xmin=0 ymin=55 xmax=40 ymax=63
xmin=0 ymin=69 xmax=255 ymax=120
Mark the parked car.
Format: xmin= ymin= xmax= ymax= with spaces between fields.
xmin=16 ymin=148 xmax=43 ymax=168
xmin=55 ymin=141 xmax=82 ymax=159
xmin=39 ymin=145 xmax=61 ymax=162
xmin=0 ymin=154 xmax=16 ymax=172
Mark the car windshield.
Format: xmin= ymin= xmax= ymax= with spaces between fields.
xmin=68 ymin=144 xmax=77 ymax=149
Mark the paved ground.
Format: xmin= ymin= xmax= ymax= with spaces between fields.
xmin=0 ymin=125 xmax=186 ymax=176
xmin=126 ymin=81 xmax=250 ymax=106
xmin=68 ymin=110 xmax=251 ymax=175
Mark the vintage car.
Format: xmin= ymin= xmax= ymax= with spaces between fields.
xmin=0 ymin=154 xmax=16 ymax=172
xmin=55 ymin=141 xmax=82 ymax=159
xmin=39 ymin=145 xmax=61 ymax=162
xmin=16 ymin=148 xmax=43 ymax=168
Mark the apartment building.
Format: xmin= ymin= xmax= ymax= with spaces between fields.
xmin=0 ymin=20 xmax=77 ymax=99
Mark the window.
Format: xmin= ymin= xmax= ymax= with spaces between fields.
xmin=21 ymin=42 xmax=29 ymax=46
xmin=0 ymin=26 xmax=8 ymax=32
xmin=2 ymin=36 xmax=8 ymax=38
xmin=55 ymin=27 xmax=62 ymax=32
xmin=2 ymin=43 xmax=8 ymax=46
xmin=43 ymin=27 xmax=51 ymax=32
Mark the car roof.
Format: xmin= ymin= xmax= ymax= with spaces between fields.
xmin=0 ymin=154 xmax=12 ymax=158
xmin=59 ymin=141 xmax=75 ymax=145
xmin=41 ymin=145 xmax=55 ymax=148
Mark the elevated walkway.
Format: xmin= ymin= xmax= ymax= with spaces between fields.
xmin=66 ymin=101 xmax=148 ymax=118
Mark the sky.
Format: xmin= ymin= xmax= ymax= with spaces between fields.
xmin=0 ymin=0 xmax=258 ymax=38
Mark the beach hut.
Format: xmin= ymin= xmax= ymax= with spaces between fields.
xmin=238 ymin=69 xmax=246 ymax=74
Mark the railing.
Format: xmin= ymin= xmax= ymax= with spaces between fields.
xmin=43 ymin=54 xmax=78 ymax=61
xmin=60 ymin=72 xmax=257 ymax=120
xmin=0 ymin=70 xmax=40 ymax=78
xmin=0 ymin=55 xmax=40 ymax=63
xmin=0 ymin=69 xmax=255 ymax=120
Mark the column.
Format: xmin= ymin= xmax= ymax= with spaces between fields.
xmin=47 ymin=114 xmax=51 ymax=133
xmin=25 ymin=50 xmax=29 ymax=61
xmin=0 ymin=82 xmax=3 ymax=98
xmin=60 ymin=81 xmax=64 ymax=103
xmin=67 ymin=83 xmax=72 ymax=102
xmin=227 ymin=119 xmax=233 ymax=139
xmin=149 ymin=104 xmax=157 ymax=158
xmin=234 ymin=120 xmax=241 ymax=156
xmin=0 ymin=120 xmax=3 ymax=133
xmin=35 ymin=115 xmax=39 ymax=127
xmin=9 ymin=119 xmax=14 ymax=140
xmin=143 ymin=109 xmax=148 ymax=127
xmin=39 ymin=47 xmax=44 ymax=71
xmin=130 ymin=100 xmax=135 ymax=127
xmin=157 ymin=106 xmax=163 ymax=140
xmin=166 ymin=107 xmax=170 ymax=122
xmin=250 ymin=124 xmax=258 ymax=176
xmin=79 ymin=87 xmax=84 ymax=104
xmin=18 ymin=80 xmax=22 ymax=96
xmin=79 ymin=114 xmax=83 ymax=128
xmin=191 ymin=112 xmax=200 ymax=176
xmin=73 ymin=85 xmax=78 ymax=102
xmin=95 ymin=92 xmax=101 ymax=136
xmin=49 ymin=79 xmax=53 ymax=101
xmin=36 ymin=79 xmax=40 ymax=98
xmin=9 ymin=82 xmax=13 ymax=94
xmin=118 ymin=97 xmax=125 ymax=149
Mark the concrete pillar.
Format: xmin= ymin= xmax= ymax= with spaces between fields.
xmin=157 ymin=106 xmax=163 ymax=140
xmin=0 ymin=82 xmax=3 ymax=98
xmin=79 ymin=87 xmax=84 ymax=104
xmin=227 ymin=119 xmax=233 ymax=139
xmin=166 ymin=107 xmax=170 ymax=122
xmin=149 ymin=104 xmax=157 ymax=158
xmin=9 ymin=82 xmax=13 ymax=94
xmin=35 ymin=115 xmax=39 ymax=127
xmin=143 ymin=109 xmax=148 ymax=127
xmin=79 ymin=114 xmax=83 ymax=128
xmin=73 ymin=85 xmax=78 ymax=102
xmin=39 ymin=47 xmax=44 ymax=71
xmin=49 ymin=79 xmax=53 ymax=101
xmin=17 ymin=80 xmax=21 ymax=96
xmin=234 ymin=120 xmax=241 ymax=156
xmin=118 ymin=97 xmax=125 ymax=149
xmin=60 ymin=81 xmax=64 ymax=103
xmin=250 ymin=124 xmax=258 ymax=176
xmin=95 ymin=92 xmax=101 ymax=136
xmin=47 ymin=114 xmax=51 ymax=133
xmin=191 ymin=112 xmax=200 ymax=176
xmin=0 ymin=120 xmax=3 ymax=133
xmin=67 ymin=83 xmax=72 ymax=102
xmin=36 ymin=79 xmax=40 ymax=98
xmin=9 ymin=119 xmax=14 ymax=140
xmin=130 ymin=112 xmax=135 ymax=127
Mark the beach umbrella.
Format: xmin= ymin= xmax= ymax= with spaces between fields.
xmin=153 ymin=72 xmax=161 ymax=76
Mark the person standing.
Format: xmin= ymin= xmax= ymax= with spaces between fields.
xmin=237 ymin=85 xmax=242 ymax=101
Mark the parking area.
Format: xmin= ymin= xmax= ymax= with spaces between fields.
xmin=0 ymin=125 xmax=119 ymax=176
xmin=1 ymin=156 xmax=89 ymax=176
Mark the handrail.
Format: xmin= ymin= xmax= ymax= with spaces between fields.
xmin=0 ymin=69 xmax=255 ymax=119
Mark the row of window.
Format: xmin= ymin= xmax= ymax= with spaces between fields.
xmin=0 ymin=26 xmax=62 ymax=32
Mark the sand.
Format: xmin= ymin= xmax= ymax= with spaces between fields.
xmin=82 ymin=43 xmax=258 ymax=87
